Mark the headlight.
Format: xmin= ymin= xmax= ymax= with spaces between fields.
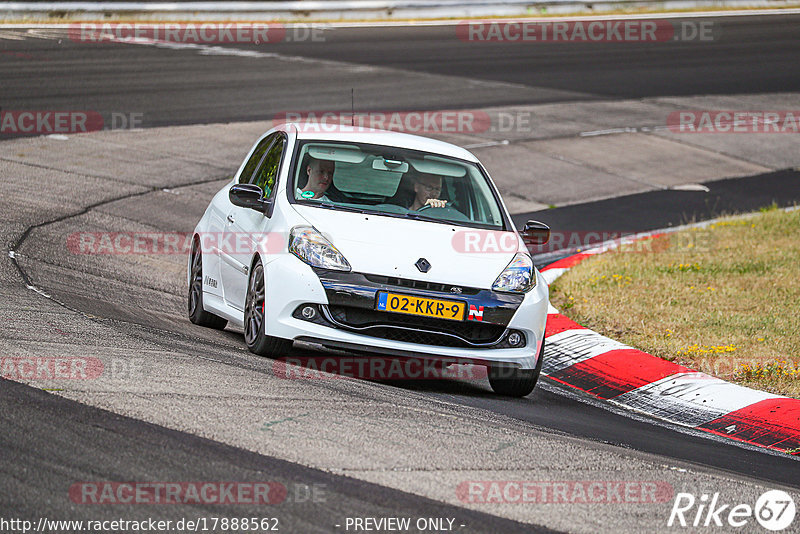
xmin=289 ymin=226 xmax=351 ymax=271
xmin=492 ymin=253 xmax=535 ymax=293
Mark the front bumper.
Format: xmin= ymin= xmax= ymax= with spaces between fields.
xmin=262 ymin=255 xmax=549 ymax=369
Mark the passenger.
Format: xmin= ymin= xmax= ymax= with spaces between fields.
xmin=297 ymin=157 xmax=334 ymax=201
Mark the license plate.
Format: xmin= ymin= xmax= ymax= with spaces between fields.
xmin=376 ymin=292 xmax=465 ymax=321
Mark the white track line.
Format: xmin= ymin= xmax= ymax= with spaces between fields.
xmin=2 ymin=8 xmax=800 ymax=27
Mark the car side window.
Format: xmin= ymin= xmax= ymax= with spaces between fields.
xmin=238 ymin=134 xmax=276 ymax=185
xmin=252 ymin=136 xmax=286 ymax=198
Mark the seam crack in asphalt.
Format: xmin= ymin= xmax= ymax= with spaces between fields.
xmin=13 ymin=251 xmax=188 ymax=298
xmin=7 ymin=173 xmax=233 ymax=313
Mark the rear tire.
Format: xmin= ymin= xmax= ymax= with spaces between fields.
xmin=244 ymin=259 xmax=293 ymax=357
xmin=188 ymin=240 xmax=228 ymax=330
xmin=488 ymin=339 xmax=544 ymax=397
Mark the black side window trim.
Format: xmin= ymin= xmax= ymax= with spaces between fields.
xmin=252 ymin=134 xmax=287 ymax=200
xmin=239 ymin=133 xmax=278 ymax=185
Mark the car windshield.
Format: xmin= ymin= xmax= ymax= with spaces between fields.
xmin=291 ymin=140 xmax=506 ymax=230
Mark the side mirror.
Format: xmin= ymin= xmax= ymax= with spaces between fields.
xmin=520 ymin=220 xmax=550 ymax=245
xmin=229 ymin=184 xmax=272 ymax=213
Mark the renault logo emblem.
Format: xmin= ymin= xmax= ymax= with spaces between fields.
xmin=415 ymin=258 xmax=431 ymax=273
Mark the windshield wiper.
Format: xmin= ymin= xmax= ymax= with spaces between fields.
xmin=309 ymin=203 xmax=370 ymax=214
xmin=403 ymin=212 xmax=440 ymax=222
xmin=403 ymin=211 xmax=499 ymax=229
xmin=308 ymin=204 xmax=496 ymax=229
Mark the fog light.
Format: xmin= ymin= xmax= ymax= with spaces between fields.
xmin=507 ymin=331 xmax=523 ymax=347
xmin=302 ymin=306 xmax=316 ymax=320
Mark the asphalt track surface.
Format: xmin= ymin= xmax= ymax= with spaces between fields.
xmin=0 ymin=14 xmax=799 ymax=128
xmin=2 ymin=13 xmax=800 ymax=532
xmin=0 ymin=379 xmax=550 ymax=532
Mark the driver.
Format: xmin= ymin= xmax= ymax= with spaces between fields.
xmin=410 ymin=174 xmax=446 ymax=211
xmin=297 ymin=157 xmax=334 ymax=201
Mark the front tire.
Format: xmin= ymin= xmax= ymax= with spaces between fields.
xmin=488 ymin=339 xmax=544 ymax=397
xmin=244 ymin=259 xmax=292 ymax=357
xmin=188 ymin=241 xmax=228 ymax=330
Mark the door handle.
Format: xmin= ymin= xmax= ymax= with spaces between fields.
xmin=226 ymin=214 xmax=235 ymax=224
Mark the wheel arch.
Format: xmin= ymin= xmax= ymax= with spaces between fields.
xmin=250 ymin=251 xmax=268 ymax=277
xmin=187 ymin=233 xmax=202 ymax=287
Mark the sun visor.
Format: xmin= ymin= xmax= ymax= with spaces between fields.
xmin=408 ymin=155 xmax=467 ymax=177
xmin=308 ymin=145 xmax=366 ymax=164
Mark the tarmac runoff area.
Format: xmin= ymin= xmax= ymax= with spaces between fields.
xmin=1 ymin=94 xmax=799 ymax=532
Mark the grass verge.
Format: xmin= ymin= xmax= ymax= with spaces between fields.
xmin=549 ymin=205 xmax=800 ymax=398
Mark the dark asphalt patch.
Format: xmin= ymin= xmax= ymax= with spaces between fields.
xmin=515 ymin=168 xmax=800 ymax=233
xmin=516 ymin=168 xmax=800 ymax=264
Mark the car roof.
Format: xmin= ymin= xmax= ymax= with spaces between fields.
xmin=272 ymin=122 xmax=480 ymax=163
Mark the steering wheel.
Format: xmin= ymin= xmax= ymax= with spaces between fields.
xmin=413 ymin=204 xmax=471 ymax=222
xmin=416 ymin=202 xmax=446 ymax=212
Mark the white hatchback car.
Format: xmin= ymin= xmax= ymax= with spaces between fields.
xmin=189 ymin=123 xmax=550 ymax=396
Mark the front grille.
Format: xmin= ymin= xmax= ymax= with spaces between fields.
xmin=326 ymin=305 xmax=506 ymax=347
xmin=358 ymin=327 xmax=474 ymax=348
xmin=362 ymin=274 xmax=481 ymax=295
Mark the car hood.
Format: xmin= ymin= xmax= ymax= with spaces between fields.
xmin=292 ymin=205 xmax=521 ymax=289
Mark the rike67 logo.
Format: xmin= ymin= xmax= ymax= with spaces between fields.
xmin=668 ymin=490 xmax=796 ymax=531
